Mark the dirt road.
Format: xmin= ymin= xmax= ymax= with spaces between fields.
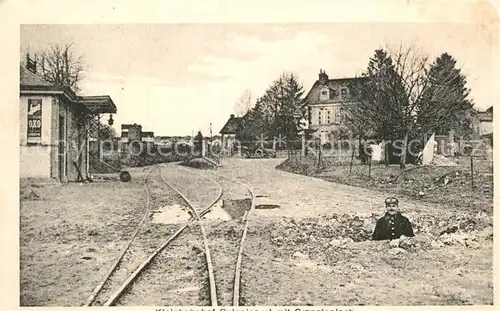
xmin=210 ymin=158 xmax=456 ymax=217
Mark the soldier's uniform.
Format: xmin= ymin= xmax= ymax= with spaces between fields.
xmin=372 ymin=197 xmax=415 ymax=241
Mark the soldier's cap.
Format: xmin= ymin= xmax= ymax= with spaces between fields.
xmin=385 ymin=197 xmax=399 ymax=206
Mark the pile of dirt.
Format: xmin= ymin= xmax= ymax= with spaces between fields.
xmin=276 ymin=158 xmax=317 ymax=176
xmin=181 ymin=157 xmax=216 ymax=170
xmin=430 ymin=154 xmax=458 ymax=166
xmin=259 ymin=211 xmax=492 ymax=260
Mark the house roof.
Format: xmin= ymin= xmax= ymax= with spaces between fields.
xmin=219 ymin=116 xmax=243 ymax=134
xmin=303 ymin=76 xmax=367 ymax=106
xmin=477 ymin=107 xmax=493 ymax=122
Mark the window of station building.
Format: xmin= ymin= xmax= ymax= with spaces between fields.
xmin=326 ymin=110 xmax=331 ymax=124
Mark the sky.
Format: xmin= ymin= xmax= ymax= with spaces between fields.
xmin=20 ymin=23 xmax=498 ymax=136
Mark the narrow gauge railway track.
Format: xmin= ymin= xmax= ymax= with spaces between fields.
xmin=83 ymin=164 xmax=222 ymax=306
xmin=84 ymin=166 xmax=158 ymax=306
xmin=177 ymin=165 xmax=256 ymax=306
xmin=84 ymin=163 xmax=255 ymax=306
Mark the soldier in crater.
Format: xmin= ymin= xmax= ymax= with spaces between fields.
xmin=372 ymin=197 xmax=415 ymax=240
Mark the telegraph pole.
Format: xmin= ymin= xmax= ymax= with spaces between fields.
xmin=210 ymin=122 xmax=213 ymax=142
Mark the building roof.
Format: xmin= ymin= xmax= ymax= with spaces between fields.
xmin=219 ymin=115 xmax=243 ymax=134
xmin=20 ymin=66 xmax=79 ymax=100
xmin=142 ymin=131 xmax=154 ymax=137
xmin=20 ymin=66 xmax=52 ymax=87
xmin=76 ymin=95 xmax=117 ymax=114
xmin=121 ymin=124 xmax=142 ymax=130
xmin=20 ymin=65 xmax=116 ymax=114
xmin=304 ymin=77 xmax=367 ymax=106
xmin=477 ymin=107 xmax=493 ymax=122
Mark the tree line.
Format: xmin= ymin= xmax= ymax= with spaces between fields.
xmin=30 ymin=42 xmax=475 ymax=168
xmin=233 ymin=45 xmax=474 ymax=168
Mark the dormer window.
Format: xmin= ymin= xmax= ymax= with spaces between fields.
xmin=341 ymin=88 xmax=348 ymax=99
xmin=320 ymin=87 xmax=329 ymax=101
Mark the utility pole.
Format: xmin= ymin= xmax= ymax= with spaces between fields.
xmin=210 ymin=122 xmax=213 ymax=142
xmin=97 ymin=114 xmax=101 ymax=159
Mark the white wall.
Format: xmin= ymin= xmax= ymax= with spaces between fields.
xmin=480 ymin=121 xmax=493 ymax=136
xmin=20 ymin=95 xmax=53 ymax=146
xmin=20 ymin=95 xmax=54 ymax=179
xmin=20 ymin=145 xmax=51 ymax=178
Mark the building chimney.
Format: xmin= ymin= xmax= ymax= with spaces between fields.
xmin=319 ymin=69 xmax=329 ymax=85
xmin=26 ymin=53 xmax=37 ymax=74
xmin=230 ymin=114 xmax=235 ymax=119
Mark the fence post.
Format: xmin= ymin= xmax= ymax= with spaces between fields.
xmin=470 ymin=155 xmax=474 ymax=190
xmin=369 ymin=156 xmax=372 ymax=178
xmin=349 ymin=143 xmax=355 ymax=175
xmin=317 ymin=142 xmax=322 ymax=170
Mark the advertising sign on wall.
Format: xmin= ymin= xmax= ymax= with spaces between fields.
xmin=27 ymin=99 xmax=42 ymax=143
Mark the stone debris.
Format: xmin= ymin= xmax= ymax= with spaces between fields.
xmin=465 ymin=240 xmax=481 ymax=249
xmin=329 ymin=239 xmax=342 ymax=248
xmin=292 ymin=251 xmax=309 ymax=260
xmin=430 ymin=154 xmax=458 ymax=166
xmin=441 ymin=232 xmax=468 ymax=246
xmin=430 ymin=240 xmax=445 ymax=249
xmin=389 ymin=239 xmax=400 ymax=248
xmin=388 ymin=247 xmax=408 ymax=256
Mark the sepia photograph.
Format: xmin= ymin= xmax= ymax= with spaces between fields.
xmin=8 ymin=1 xmax=498 ymax=308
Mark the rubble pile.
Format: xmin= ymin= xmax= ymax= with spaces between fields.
xmin=430 ymin=154 xmax=458 ymax=166
xmin=265 ymin=211 xmax=493 ymax=259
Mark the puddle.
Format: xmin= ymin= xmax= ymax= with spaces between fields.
xmin=153 ymin=199 xmax=251 ymax=223
xmin=203 ymin=200 xmax=232 ymax=221
xmin=255 ymin=195 xmax=280 ymax=209
xmin=151 ymin=204 xmax=191 ymax=224
xmin=255 ymin=204 xmax=280 ymax=210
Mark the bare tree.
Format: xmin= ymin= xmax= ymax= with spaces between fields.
xmin=387 ymin=44 xmax=430 ymax=168
xmin=233 ymin=89 xmax=253 ymax=117
xmin=346 ymin=44 xmax=472 ymax=169
xmin=36 ymin=43 xmax=85 ymax=92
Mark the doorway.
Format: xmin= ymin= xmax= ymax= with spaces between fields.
xmin=58 ymin=116 xmax=65 ymax=181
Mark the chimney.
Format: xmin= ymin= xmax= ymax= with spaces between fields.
xmin=26 ymin=53 xmax=37 ymax=74
xmin=230 ymin=114 xmax=235 ymax=119
xmin=319 ymin=69 xmax=329 ymax=85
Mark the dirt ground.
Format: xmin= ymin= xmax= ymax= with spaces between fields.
xmin=240 ymin=216 xmax=493 ymax=306
xmin=211 ymin=158 xmax=494 ymax=306
xmin=277 ymin=156 xmax=493 ymax=211
xmin=20 ymin=159 xmax=494 ymax=306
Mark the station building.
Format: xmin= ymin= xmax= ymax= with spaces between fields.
xmin=20 ymin=59 xmax=117 ymax=182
